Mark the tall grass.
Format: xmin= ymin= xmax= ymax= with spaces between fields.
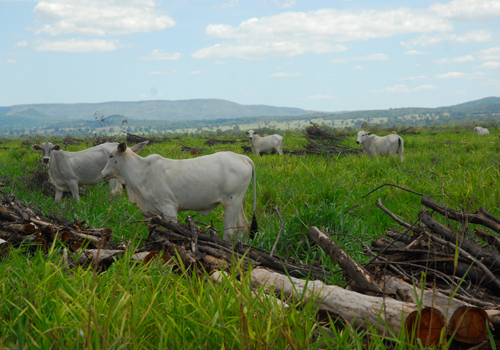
xmin=0 ymin=128 xmax=498 ymax=348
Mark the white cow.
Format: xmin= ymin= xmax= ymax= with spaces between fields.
xmin=474 ymin=126 xmax=490 ymax=135
xmin=101 ymin=142 xmax=258 ymax=241
xmin=245 ymin=130 xmax=284 ymax=155
xmin=31 ymin=141 xmax=126 ymax=202
xmin=356 ymin=130 xmax=404 ymax=162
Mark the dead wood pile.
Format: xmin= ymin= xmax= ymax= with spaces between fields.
xmin=2 ymin=185 xmax=500 ymax=348
xmin=204 ymin=138 xmax=247 ymax=146
xmin=304 ymin=122 xmax=362 ymax=155
xmin=126 ymin=133 xmax=170 ymax=145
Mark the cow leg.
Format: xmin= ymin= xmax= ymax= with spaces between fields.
xmin=161 ymin=206 xmax=178 ymax=223
xmin=223 ymin=203 xmax=248 ymax=241
xmin=67 ymin=181 xmax=80 ymax=201
xmin=54 ymin=188 xmax=64 ymax=203
xmin=109 ymin=179 xmax=122 ymax=196
xmin=276 ymin=145 xmax=283 ymax=155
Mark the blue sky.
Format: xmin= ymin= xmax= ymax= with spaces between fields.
xmin=1 ymin=0 xmax=499 ymax=113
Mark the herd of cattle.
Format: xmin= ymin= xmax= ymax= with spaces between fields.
xmin=30 ymin=125 xmax=491 ymax=241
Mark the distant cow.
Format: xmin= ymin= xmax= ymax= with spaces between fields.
xmin=245 ymin=130 xmax=284 ymax=155
xmin=356 ymin=130 xmax=404 ymax=162
xmin=101 ymin=142 xmax=258 ymax=241
xmin=31 ymin=142 xmax=128 ymax=202
xmin=474 ymin=126 xmax=490 ymax=135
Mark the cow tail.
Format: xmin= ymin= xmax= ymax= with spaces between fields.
xmin=249 ymin=161 xmax=259 ymax=239
xmin=397 ymin=137 xmax=404 ymax=162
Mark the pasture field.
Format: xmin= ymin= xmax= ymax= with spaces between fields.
xmin=0 ymin=128 xmax=499 ymax=348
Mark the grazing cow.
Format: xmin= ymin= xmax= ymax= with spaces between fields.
xmin=474 ymin=126 xmax=490 ymax=135
xmin=101 ymin=142 xmax=258 ymax=241
xmin=356 ymin=130 xmax=404 ymax=162
xmin=31 ymin=141 xmax=128 ymax=202
xmin=245 ymin=130 xmax=284 ymax=155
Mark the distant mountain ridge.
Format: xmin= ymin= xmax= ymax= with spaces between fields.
xmin=3 ymin=99 xmax=315 ymax=121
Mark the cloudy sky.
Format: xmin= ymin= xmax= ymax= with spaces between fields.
xmin=1 ymin=0 xmax=499 ymax=112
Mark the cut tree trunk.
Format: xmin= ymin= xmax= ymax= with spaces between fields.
xmin=249 ymin=267 xmax=423 ymax=335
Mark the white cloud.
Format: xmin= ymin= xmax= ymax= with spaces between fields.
xmin=190 ymin=71 xmax=202 ymax=74
xmin=139 ymin=49 xmax=182 ymax=61
xmin=372 ymin=85 xmax=411 ymax=93
xmin=455 ymin=29 xmax=492 ymax=43
xmin=34 ymin=38 xmax=120 ymax=52
xmin=7 ymin=59 xmax=17 ymax=64
xmin=213 ymin=60 xmax=227 ymax=65
xmin=403 ymin=50 xmax=426 ymax=55
xmin=429 ymin=0 xmax=500 ymax=21
xmin=307 ymin=95 xmax=335 ymax=99
xmin=477 ymin=47 xmax=500 ymax=61
xmin=475 ymin=61 xmax=500 ymax=69
xmin=354 ymin=65 xmax=364 ymax=70
xmin=15 ymin=41 xmax=28 ymax=48
xmin=400 ymin=75 xmax=427 ymax=81
xmin=147 ymin=70 xmax=177 ymax=75
xmin=194 ymin=8 xmax=451 ymax=59
xmin=401 ymin=29 xmax=491 ymax=48
xmin=413 ymin=84 xmax=438 ymax=91
xmin=455 ymin=90 xmax=467 ymax=94
xmin=435 ymin=71 xmax=465 ymax=78
xmin=264 ymin=0 xmax=296 ymax=8
xmin=435 ymin=55 xmax=475 ymax=64
xmin=215 ymin=0 xmax=238 ymax=9
xmin=270 ymin=72 xmax=302 ymax=77
xmin=332 ymin=53 xmax=389 ymax=63
xmin=372 ymin=84 xmax=437 ymax=93
xmin=193 ymin=42 xmax=347 ymax=60
xmin=34 ymin=0 xmax=175 ymax=36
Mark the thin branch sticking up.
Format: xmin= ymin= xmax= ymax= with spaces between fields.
xmin=361 ymin=183 xmax=427 ymax=199
xmin=270 ymin=206 xmax=284 ymax=258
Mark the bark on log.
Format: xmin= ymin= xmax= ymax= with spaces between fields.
xmin=308 ymin=226 xmax=383 ymax=294
xmin=75 ymin=249 xmax=124 ymax=268
xmin=249 ymin=267 xmax=421 ymax=335
xmin=474 ymin=228 xmax=500 ymax=254
xmin=0 ymin=208 xmax=20 ymax=222
xmin=421 ymin=196 xmax=500 ymax=234
xmin=420 ymin=211 xmax=500 ymax=272
xmin=0 ymin=222 xmax=36 ymax=235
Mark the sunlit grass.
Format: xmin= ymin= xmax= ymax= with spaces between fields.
xmin=0 ymin=127 xmax=499 ymax=348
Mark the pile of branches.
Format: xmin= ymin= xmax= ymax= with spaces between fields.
xmin=0 ymin=193 xmax=113 ymax=259
xmin=0 ymin=190 xmax=331 ymax=281
xmin=304 ymin=122 xmax=362 ymax=155
xmin=126 ymin=133 xmax=170 ymax=145
xmin=204 ymin=138 xmax=247 ymax=146
xmin=240 ymin=145 xmax=306 ymax=155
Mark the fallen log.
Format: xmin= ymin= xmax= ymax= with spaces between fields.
xmin=449 ymin=306 xmax=489 ymax=344
xmin=474 ymin=228 xmax=500 ymax=254
xmin=248 ymin=267 xmax=446 ymax=344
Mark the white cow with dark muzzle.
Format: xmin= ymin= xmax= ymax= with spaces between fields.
xmin=356 ymin=130 xmax=404 ymax=162
xmin=245 ymin=130 xmax=284 ymax=155
xmin=474 ymin=126 xmax=490 ymax=135
xmin=101 ymin=142 xmax=258 ymax=241
xmin=31 ymin=141 xmax=124 ymax=202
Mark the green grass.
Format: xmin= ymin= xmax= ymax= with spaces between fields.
xmin=0 ymin=127 xmax=499 ymax=348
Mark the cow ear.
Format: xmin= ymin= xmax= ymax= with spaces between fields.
xmin=254 ymin=131 xmax=258 ymax=135
xmin=130 ymin=140 xmax=148 ymax=153
xmin=31 ymin=145 xmax=41 ymax=151
xmin=118 ymin=142 xmax=127 ymax=153
xmin=245 ymin=131 xmax=249 ymax=134
xmin=53 ymin=144 xmax=62 ymax=151
xmin=366 ymin=132 xmax=372 ymax=135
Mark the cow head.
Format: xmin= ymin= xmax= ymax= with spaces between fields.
xmin=356 ymin=130 xmax=372 ymax=145
xmin=246 ymin=130 xmax=257 ymax=140
xmin=31 ymin=141 xmax=62 ymax=164
xmin=101 ymin=141 xmax=148 ymax=183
